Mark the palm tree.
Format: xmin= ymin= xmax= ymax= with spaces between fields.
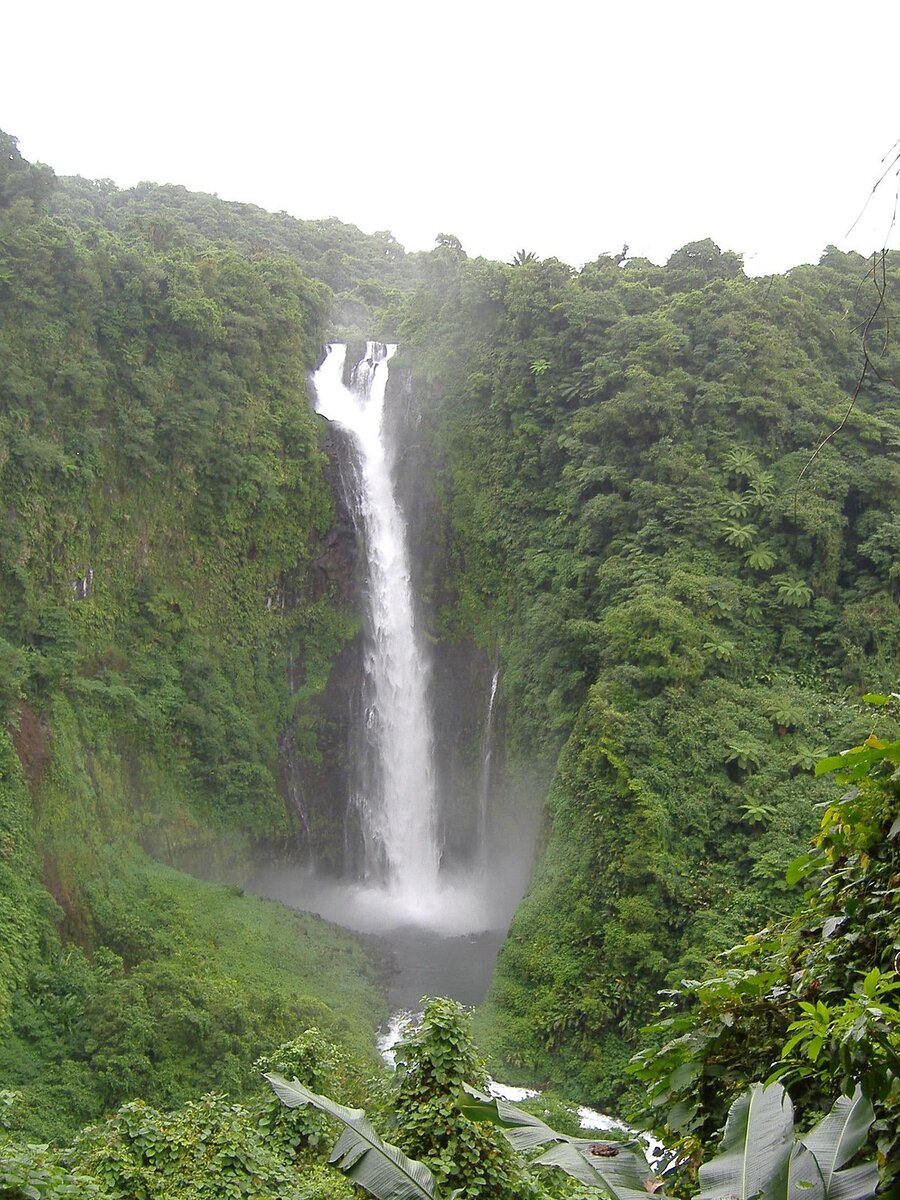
xmin=703 ymin=638 xmax=735 ymax=662
xmin=747 ymin=470 xmax=776 ymax=508
xmin=724 ymin=446 xmax=758 ymax=481
xmin=721 ymin=493 xmax=752 ymax=520
xmin=744 ymin=544 xmax=777 ymax=571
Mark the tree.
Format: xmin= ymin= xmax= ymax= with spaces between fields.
xmin=664 ymin=239 xmax=744 ymax=292
xmin=0 ymin=130 xmax=55 ymax=209
xmin=628 ymin=709 xmax=900 ymax=1194
xmin=435 ymin=233 xmax=465 ymax=256
xmin=391 ymin=999 xmax=535 ymax=1200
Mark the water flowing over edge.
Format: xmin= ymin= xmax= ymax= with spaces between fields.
xmin=313 ymin=343 xmax=441 ymax=914
xmin=259 ymin=343 xmax=533 ymax=936
xmin=477 ymin=663 xmax=500 ymax=866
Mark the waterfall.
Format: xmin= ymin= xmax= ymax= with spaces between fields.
xmin=312 ymin=343 xmax=440 ymax=906
xmin=255 ymin=340 xmax=531 ymax=937
xmin=477 ymin=665 xmax=500 ymax=863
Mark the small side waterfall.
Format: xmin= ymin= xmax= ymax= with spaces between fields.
xmin=477 ymin=665 xmax=500 ymax=864
xmin=312 ymin=343 xmax=440 ymax=908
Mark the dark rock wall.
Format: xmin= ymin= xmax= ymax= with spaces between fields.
xmin=277 ymin=417 xmax=366 ymax=872
xmin=384 ymin=365 xmax=495 ymax=868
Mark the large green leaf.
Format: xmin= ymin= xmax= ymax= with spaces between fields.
xmin=696 ymin=1083 xmax=796 ymax=1200
xmin=696 ymin=1086 xmax=877 ymax=1200
xmin=801 ymin=1088 xmax=873 ymax=1179
xmin=459 ymin=1086 xmax=663 ymax=1200
xmin=534 ymin=1141 xmax=665 ymax=1200
xmin=824 ymin=1163 xmax=880 ymax=1200
xmin=785 ymin=1145 xmax=826 ymax=1200
xmin=265 ymin=1073 xmax=441 ymax=1200
xmin=800 ymin=1088 xmax=877 ymax=1200
xmin=459 ymin=1086 xmax=568 ymax=1150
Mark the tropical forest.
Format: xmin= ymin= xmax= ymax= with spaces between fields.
xmin=0 ymin=127 xmax=897 ymax=1200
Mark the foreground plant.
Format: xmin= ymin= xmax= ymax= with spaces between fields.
xmin=265 ymin=1073 xmax=878 ymax=1200
xmin=265 ymin=1076 xmax=439 ymax=1200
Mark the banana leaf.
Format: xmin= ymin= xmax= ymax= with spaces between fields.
xmin=800 ymin=1088 xmax=877 ymax=1200
xmin=696 ymin=1083 xmax=797 ymax=1200
xmin=534 ymin=1141 xmax=667 ymax=1200
xmin=695 ymin=1083 xmax=878 ymax=1200
xmin=459 ymin=1086 xmax=571 ymax=1150
xmin=459 ymin=1084 xmax=663 ymax=1199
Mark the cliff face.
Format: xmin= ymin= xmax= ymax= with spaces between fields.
xmin=0 ymin=164 xmax=390 ymax=1135
xmin=380 ymin=243 xmax=900 ymax=1112
xmin=0 ymin=147 xmax=382 ymax=928
xmin=277 ymin=420 xmax=366 ymax=871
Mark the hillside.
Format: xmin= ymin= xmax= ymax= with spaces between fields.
xmin=0 ymin=130 xmax=390 ymax=1138
xmin=385 ymin=238 xmax=900 ymax=1102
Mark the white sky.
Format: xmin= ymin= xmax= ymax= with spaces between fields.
xmin=4 ymin=0 xmax=899 ymax=275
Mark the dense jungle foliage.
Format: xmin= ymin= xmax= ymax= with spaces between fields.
xmin=0 ymin=129 xmax=395 ymax=1143
xmin=386 ymin=237 xmax=900 ymax=1108
xmin=1 ymin=130 xmax=897 ymax=1197
xmin=630 ymin=706 xmax=900 ymax=1192
xmin=7 ymin=984 xmax=888 ymax=1199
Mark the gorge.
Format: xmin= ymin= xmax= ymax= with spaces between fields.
xmin=255 ymin=340 xmax=537 ymax=1005
xmin=0 ymin=131 xmax=897 ymax=1194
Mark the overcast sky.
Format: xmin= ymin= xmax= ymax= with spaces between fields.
xmin=4 ymin=0 xmax=899 ymax=275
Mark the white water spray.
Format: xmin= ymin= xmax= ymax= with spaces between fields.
xmin=312 ymin=343 xmax=440 ymax=909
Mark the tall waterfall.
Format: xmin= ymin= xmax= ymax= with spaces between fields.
xmin=312 ymin=343 xmax=441 ymax=905
xmin=253 ymin=340 xmax=538 ymax=938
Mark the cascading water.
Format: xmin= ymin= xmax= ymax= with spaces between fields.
xmin=255 ymin=339 xmax=536 ymax=961
xmin=312 ymin=343 xmax=441 ymax=910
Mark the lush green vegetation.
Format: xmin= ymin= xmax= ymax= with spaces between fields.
xmin=47 ymin=171 xmax=422 ymax=339
xmin=387 ymin=238 xmax=899 ymax=1107
xmin=250 ymin=741 xmax=900 ymax=1199
xmin=629 ymin=701 xmax=899 ymax=1194
xmin=0 ymin=812 xmax=384 ymax=1142
xmin=1 ymin=129 xmax=896 ymax=1199
xmin=1 ymin=1029 xmax=367 ymax=1199
xmin=0 ymin=128 xmax=339 ymax=846
xmin=0 ymin=128 xmax=390 ymax=1147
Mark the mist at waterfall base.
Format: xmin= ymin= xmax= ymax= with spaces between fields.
xmin=254 ymin=342 xmax=536 ymax=1007
xmin=258 ymin=859 xmax=529 ymax=1008
xmin=260 ymin=853 xmax=532 ymax=939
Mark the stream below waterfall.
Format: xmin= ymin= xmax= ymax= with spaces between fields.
xmin=375 ymin=1008 xmax=649 ymax=1149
